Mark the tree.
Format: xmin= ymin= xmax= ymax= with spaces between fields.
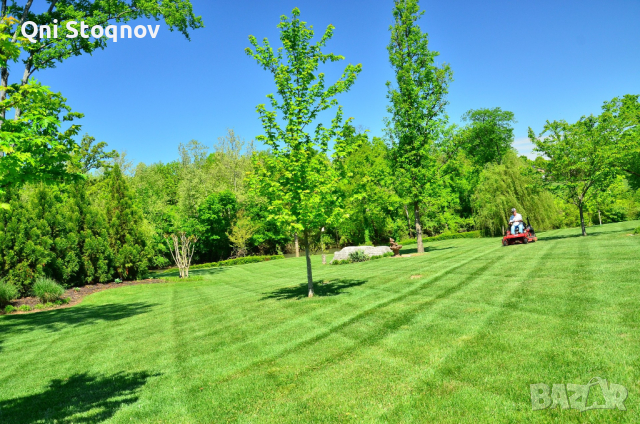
xmin=105 ymin=164 xmax=151 ymax=279
xmin=197 ymin=190 xmax=237 ymax=261
xmin=212 ymin=129 xmax=253 ymax=197
xmin=529 ymin=96 xmax=635 ymax=236
xmin=245 ymin=8 xmax=361 ymax=297
xmin=164 ymin=232 xmax=197 ymax=279
xmin=473 ymin=152 xmax=557 ymax=236
xmin=459 ymin=107 xmax=516 ymax=166
xmin=69 ymin=134 xmax=119 ymax=174
xmin=386 ymin=0 xmax=453 ymax=253
xmin=0 ymin=80 xmax=84 ymax=207
xmin=227 ymin=210 xmax=258 ymax=258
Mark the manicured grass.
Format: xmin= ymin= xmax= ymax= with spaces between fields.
xmin=0 ymin=221 xmax=639 ymax=423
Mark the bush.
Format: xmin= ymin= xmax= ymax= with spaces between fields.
xmin=32 ymin=277 xmax=65 ymax=303
xmin=0 ymin=282 xmax=18 ymax=306
xmin=634 ymin=226 xmax=640 ymax=235
xmin=114 ymin=278 xmax=122 ymax=284
xmin=399 ymin=230 xmax=482 ymax=245
xmin=17 ymin=304 xmax=31 ymax=312
xmin=348 ymin=250 xmax=369 ymax=263
xmin=4 ymin=305 xmax=16 ymax=313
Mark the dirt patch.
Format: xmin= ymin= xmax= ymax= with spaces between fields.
xmin=2 ymin=279 xmax=167 ymax=315
xmin=410 ymin=275 xmax=422 ymax=279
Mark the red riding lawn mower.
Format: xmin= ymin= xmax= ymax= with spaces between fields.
xmin=502 ymin=217 xmax=537 ymax=246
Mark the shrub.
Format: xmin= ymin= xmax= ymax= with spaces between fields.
xmin=0 ymin=282 xmax=18 ymax=306
xmin=17 ymin=304 xmax=31 ymax=312
xmin=348 ymin=250 xmax=369 ymax=263
xmin=32 ymin=277 xmax=65 ymax=304
xmin=634 ymin=226 xmax=640 ymax=235
xmin=34 ymin=303 xmax=46 ymax=310
xmin=114 ymin=278 xmax=122 ymax=284
xmin=4 ymin=305 xmax=16 ymax=313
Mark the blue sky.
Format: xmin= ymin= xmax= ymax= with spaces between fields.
xmin=33 ymin=0 xmax=640 ymax=164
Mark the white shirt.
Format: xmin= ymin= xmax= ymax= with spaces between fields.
xmin=510 ymin=213 xmax=523 ymax=223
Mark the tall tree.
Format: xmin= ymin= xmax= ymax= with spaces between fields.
xmin=386 ymin=0 xmax=453 ymax=253
xmin=246 ymin=8 xmax=361 ymax=297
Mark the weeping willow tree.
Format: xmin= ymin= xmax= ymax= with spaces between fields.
xmin=473 ymin=152 xmax=557 ymax=236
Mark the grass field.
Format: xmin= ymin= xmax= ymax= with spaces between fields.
xmin=1 ymin=221 xmax=639 ymax=423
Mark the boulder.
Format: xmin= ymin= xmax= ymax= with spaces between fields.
xmin=331 ymin=246 xmax=392 ymax=262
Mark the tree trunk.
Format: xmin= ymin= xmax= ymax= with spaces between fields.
xmin=414 ymin=201 xmax=424 ymax=253
xmin=404 ymin=204 xmax=412 ymax=237
xmin=579 ymin=202 xmax=587 ymax=236
xmin=598 ymin=210 xmax=602 ymax=226
xmin=304 ymin=230 xmax=314 ymax=297
xmin=294 ymin=232 xmax=300 ymax=257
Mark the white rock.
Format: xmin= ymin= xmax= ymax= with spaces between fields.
xmin=331 ymin=246 xmax=392 ymax=262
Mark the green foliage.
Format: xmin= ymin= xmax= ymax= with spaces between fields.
xmin=348 ymin=250 xmax=369 ymax=263
xmin=529 ymin=95 xmax=639 ymax=235
xmin=634 ymin=226 xmax=640 ymax=235
xmin=459 ymin=108 xmax=516 ymax=166
xmin=386 ymin=0 xmax=454 ymax=253
xmin=17 ymin=304 xmax=31 ymax=312
xmin=33 ymin=277 xmax=65 ymax=303
xmin=473 ymin=153 xmax=558 ymax=236
xmin=114 ymin=278 xmax=122 ymax=284
xmin=0 ymin=81 xmax=84 ymax=205
xmin=0 ymin=281 xmax=18 ymax=306
xmin=196 ymin=190 xmax=238 ymax=261
xmin=4 ymin=304 xmax=15 ymax=313
xmin=334 ymin=129 xmax=401 ymax=245
xmin=245 ymin=8 xmax=361 ymax=296
xmin=189 ymin=255 xmax=284 ymax=270
xmin=227 ymin=210 xmax=259 ymax=258
xmin=105 ymin=164 xmax=152 ymax=280
xmin=399 ymin=230 xmax=482 ymax=245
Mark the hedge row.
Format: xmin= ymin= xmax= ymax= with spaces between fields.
xmin=189 ymin=255 xmax=285 ymax=270
xmin=398 ymin=230 xmax=482 ymax=245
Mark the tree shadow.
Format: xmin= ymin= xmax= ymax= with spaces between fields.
xmin=400 ymin=246 xmax=456 ymax=255
xmin=261 ymin=278 xmax=367 ymax=301
xmin=538 ymin=228 xmax=627 ymax=241
xmin=0 ymin=302 xmax=158 ymax=337
xmin=0 ymin=371 xmax=157 ymax=424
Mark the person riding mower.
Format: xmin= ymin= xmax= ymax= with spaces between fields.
xmin=502 ymin=208 xmax=537 ymax=246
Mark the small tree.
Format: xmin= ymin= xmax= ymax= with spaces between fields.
xmin=386 ymin=0 xmax=453 ymax=253
xmin=164 ymin=232 xmax=198 ymax=279
xmin=245 ymin=8 xmax=361 ymax=297
xmin=227 ymin=210 xmax=258 ymax=258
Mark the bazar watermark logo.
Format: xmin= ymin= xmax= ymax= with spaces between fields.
xmin=530 ymin=377 xmax=627 ymax=411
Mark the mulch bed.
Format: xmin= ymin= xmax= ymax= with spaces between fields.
xmin=2 ymin=279 xmax=167 ymax=315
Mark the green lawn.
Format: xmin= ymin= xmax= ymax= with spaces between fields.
xmin=1 ymin=221 xmax=639 ymax=423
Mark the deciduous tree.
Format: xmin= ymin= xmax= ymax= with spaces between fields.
xmin=245 ymin=8 xmax=361 ymax=297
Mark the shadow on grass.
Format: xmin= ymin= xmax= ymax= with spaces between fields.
xmin=261 ymin=278 xmax=367 ymax=301
xmin=0 ymin=302 xmax=158 ymax=336
xmin=400 ymin=246 xmax=456 ymax=255
xmin=0 ymin=371 xmax=156 ymax=424
xmin=538 ymin=228 xmax=627 ymax=241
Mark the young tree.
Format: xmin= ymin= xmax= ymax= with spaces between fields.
xmin=227 ymin=210 xmax=258 ymax=258
xmin=246 ymin=8 xmax=361 ymax=297
xmin=529 ymin=96 xmax=637 ymax=236
xmin=164 ymin=232 xmax=197 ymax=278
xmin=386 ymin=0 xmax=453 ymax=253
